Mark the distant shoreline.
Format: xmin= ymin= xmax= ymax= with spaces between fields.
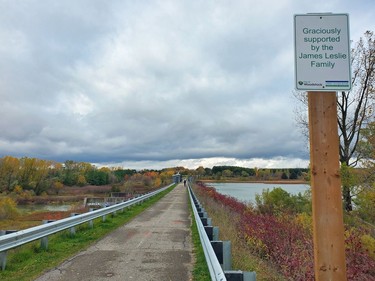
xmin=200 ymin=179 xmax=309 ymax=185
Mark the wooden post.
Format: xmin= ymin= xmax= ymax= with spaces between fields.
xmin=308 ymin=91 xmax=347 ymax=281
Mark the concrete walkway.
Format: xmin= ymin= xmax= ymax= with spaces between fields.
xmin=35 ymin=184 xmax=193 ymax=281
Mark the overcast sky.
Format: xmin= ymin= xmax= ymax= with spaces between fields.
xmin=0 ymin=1 xmax=374 ymax=170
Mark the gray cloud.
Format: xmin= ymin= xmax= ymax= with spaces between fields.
xmin=0 ymin=0 xmax=374 ymax=168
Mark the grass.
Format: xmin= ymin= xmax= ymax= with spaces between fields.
xmin=189 ymin=198 xmax=211 ymax=281
xmin=0 ymin=184 xmax=176 ymax=281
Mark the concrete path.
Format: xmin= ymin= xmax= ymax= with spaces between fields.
xmin=35 ymin=184 xmax=193 ymax=281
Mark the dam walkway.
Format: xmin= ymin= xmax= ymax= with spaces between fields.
xmin=35 ymin=183 xmax=193 ymax=281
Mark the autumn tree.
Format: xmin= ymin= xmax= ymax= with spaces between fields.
xmin=160 ymin=169 xmax=174 ymax=184
xmin=294 ymin=31 xmax=375 ymax=211
xmin=0 ymin=156 xmax=20 ymax=192
xmin=195 ymin=166 xmax=206 ymax=178
xmin=17 ymin=157 xmax=52 ymax=195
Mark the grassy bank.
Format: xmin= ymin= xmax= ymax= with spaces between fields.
xmin=0 ymin=184 xmax=176 ymax=281
xmin=193 ymin=184 xmax=286 ymax=281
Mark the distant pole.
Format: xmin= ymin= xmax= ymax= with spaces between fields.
xmin=308 ymin=91 xmax=347 ymax=281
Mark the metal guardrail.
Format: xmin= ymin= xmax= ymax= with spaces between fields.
xmin=0 ymin=184 xmax=173 ymax=255
xmin=188 ymin=184 xmax=227 ymax=281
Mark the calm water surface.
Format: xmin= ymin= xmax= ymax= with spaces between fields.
xmin=17 ymin=204 xmax=73 ymax=213
xmin=207 ymin=182 xmax=310 ymax=203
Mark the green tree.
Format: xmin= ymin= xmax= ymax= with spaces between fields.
xmin=255 ymin=187 xmax=311 ymax=215
xmin=63 ymin=160 xmax=78 ymax=186
xmin=354 ymin=121 xmax=375 ymax=223
xmin=195 ymin=166 xmax=206 ymax=178
xmin=222 ymin=169 xmax=233 ymax=178
xmin=354 ymin=188 xmax=375 ymax=224
xmin=241 ymin=171 xmax=249 ymax=178
xmin=358 ymin=121 xmax=375 ymax=177
xmin=85 ymin=169 xmax=109 ymax=185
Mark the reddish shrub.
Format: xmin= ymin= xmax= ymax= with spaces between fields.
xmin=345 ymin=229 xmax=375 ymax=280
xmin=194 ymin=182 xmax=375 ymax=281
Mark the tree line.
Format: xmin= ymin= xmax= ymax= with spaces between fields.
xmin=194 ymin=165 xmax=309 ymax=181
xmin=0 ymin=156 xmax=176 ymax=196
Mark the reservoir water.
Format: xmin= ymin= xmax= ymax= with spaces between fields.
xmin=207 ymin=182 xmax=310 ymax=203
xmin=17 ymin=204 xmax=73 ymax=214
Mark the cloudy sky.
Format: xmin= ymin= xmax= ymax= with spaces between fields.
xmin=0 ymin=1 xmax=374 ymax=170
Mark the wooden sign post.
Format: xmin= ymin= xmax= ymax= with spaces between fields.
xmin=294 ymin=14 xmax=350 ymax=280
xmin=308 ymin=91 xmax=347 ymax=280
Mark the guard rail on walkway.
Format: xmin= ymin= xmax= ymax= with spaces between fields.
xmin=0 ymin=184 xmax=173 ymax=270
xmin=188 ymin=183 xmax=256 ymax=281
xmin=188 ymin=184 xmax=226 ymax=281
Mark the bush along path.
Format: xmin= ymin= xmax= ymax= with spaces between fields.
xmin=193 ymin=182 xmax=375 ymax=281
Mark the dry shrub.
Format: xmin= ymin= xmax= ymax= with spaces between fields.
xmin=0 ymin=197 xmax=19 ymax=219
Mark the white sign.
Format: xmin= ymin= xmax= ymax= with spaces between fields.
xmin=294 ymin=13 xmax=351 ymax=91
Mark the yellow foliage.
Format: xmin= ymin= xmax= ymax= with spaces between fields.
xmin=20 ymin=190 xmax=34 ymax=200
xmin=154 ymin=177 xmax=162 ymax=187
xmin=244 ymin=234 xmax=268 ymax=258
xmin=13 ymin=185 xmax=23 ymax=194
xmin=77 ymin=175 xmax=87 ymax=186
xmin=295 ymin=212 xmax=313 ymax=232
xmin=361 ymin=234 xmax=375 ymax=259
xmin=0 ymin=197 xmax=19 ymax=219
xmin=53 ymin=181 xmax=64 ymax=194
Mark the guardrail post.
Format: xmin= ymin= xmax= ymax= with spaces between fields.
xmin=70 ymin=213 xmax=80 ymax=235
xmin=211 ymin=240 xmax=232 ymax=271
xmin=201 ymin=217 xmax=212 ymax=226
xmin=0 ymin=230 xmax=17 ymax=271
xmin=41 ymin=220 xmax=55 ymax=250
xmin=243 ymin=271 xmax=257 ymax=281
xmin=204 ymin=226 xmax=219 ymax=241
xmin=198 ymin=211 xmax=207 ymax=218
xmin=0 ymin=250 xmax=6 ymax=271
xmin=102 ymin=214 xmax=106 ymax=222
xmin=1 ymin=231 xmax=8 ymax=270
xmin=88 ymin=208 xmax=94 ymax=228
xmin=213 ymin=226 xmax=219 ymax=241
xmin=225 ymin=270 xmax=257 ymax=281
